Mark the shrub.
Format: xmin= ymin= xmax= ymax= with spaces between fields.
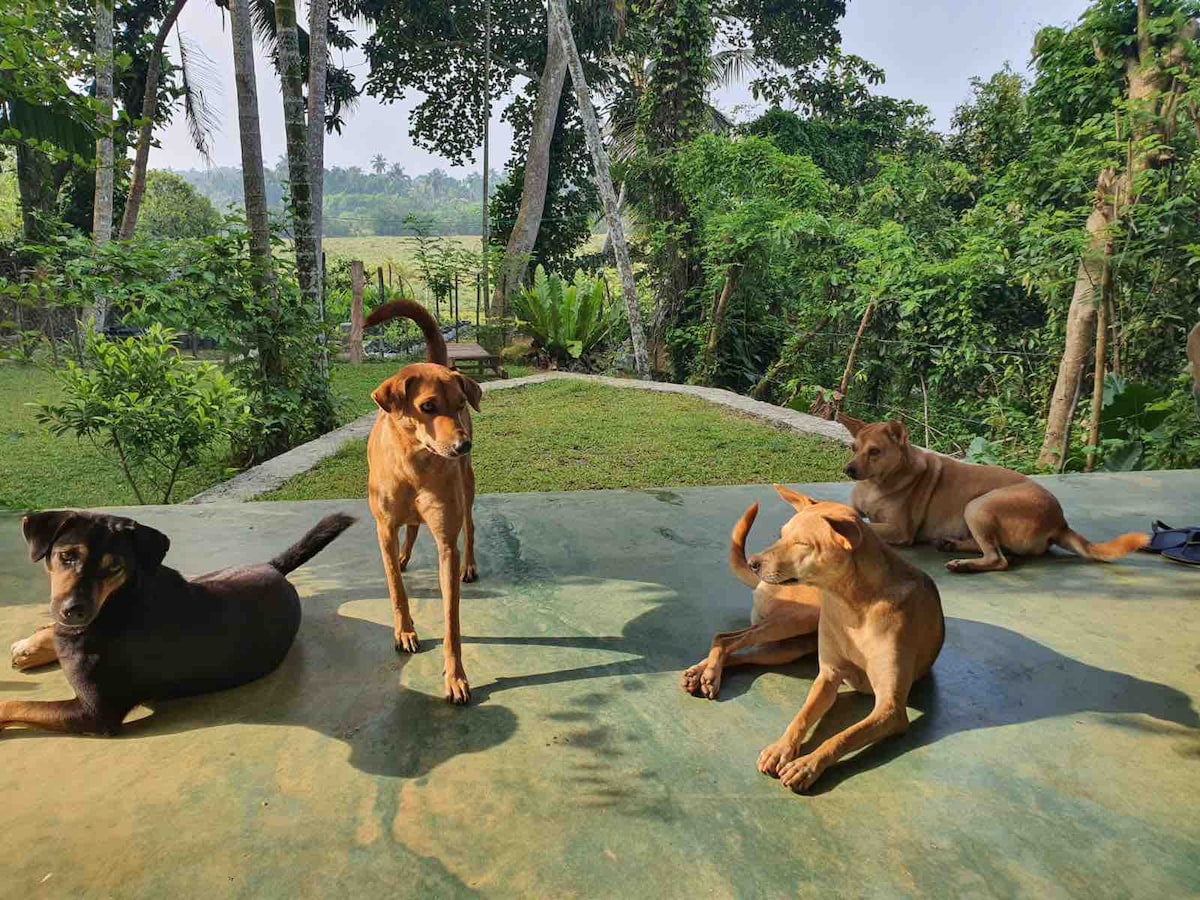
xmin=36 ymin=324 xmax=249 ymax=503
xmin=512 ymin=267 xmax=621 ymax=368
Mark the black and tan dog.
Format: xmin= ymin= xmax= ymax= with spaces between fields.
xmin=4 ymin=509 xmax=354 ymax=736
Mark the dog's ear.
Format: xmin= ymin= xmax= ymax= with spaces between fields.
xmin=772 ymin=484 xmax=816 ymax=511
xmin=372 ymin=375 xmax=410 ymax=414
xmin=132 ymin=523 xmax=171 ymax=571
xmin=22 ymin=510 xmax=76 ymax=563
xmin=821 ymin=514 xmax=862 ymax=552
xmin=885 ymin=420 xmax=909 ymax=445
xmin=455 ymin=372 xmax=482 ymax=411
xmin=836 ymin=412 xmax=867 ymax=436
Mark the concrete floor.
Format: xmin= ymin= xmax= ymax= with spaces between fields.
xmin=2 ymin=473 xmax=1199 ymax=898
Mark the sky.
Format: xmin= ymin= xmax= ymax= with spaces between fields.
xmin=155 ymin=0 xmax=1091 ymax=176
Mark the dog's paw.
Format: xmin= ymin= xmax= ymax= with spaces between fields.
xmin=778 ymin=754 xmax=825 ymax=793
xmin=11 ymin=636 xmax=54 ymax=672
xmin=443 ymin=670 xmax=471 ymax=705
xmin=394 ymin=630 xmax=420 ymax=653
xmin=681 ymin=661 xmax=722 ymax=698
xmin=944 ymin=558 xmax=973 ymax=573
xmin=398 ymin=555 xmax=411 ymax=572
xmin=461 ymin=562 xmax=478 ymax=583
xmin=757 ymin=739 xmax=798 ymax=777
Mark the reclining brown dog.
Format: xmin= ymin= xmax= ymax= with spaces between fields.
xmin=681 ymin=498 xmax=821 ymax=700
xmin=752 ymin=488 xmax=944 ymax=793
xmin=837 ymin=414 xmax=1148 ymax=572
xmin=365 ymin=300 xmax=482 ymax=704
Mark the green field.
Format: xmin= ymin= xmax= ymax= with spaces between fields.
xmin=266 ymin=378 xmax=849 ymax=500
xmin=320 ymin=234 xmax=606 ymax=275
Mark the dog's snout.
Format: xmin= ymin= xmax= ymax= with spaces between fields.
xmin=454 ymin=438 xmax=472 ymax=456
xmin=57 ymin=602 xmax=88 ymax=625
xmin=844 ymin=463 xmax=858 ymax=479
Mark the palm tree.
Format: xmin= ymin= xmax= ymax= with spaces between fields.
xmin=91 ymin=0 xmax=114 ymax=329
xmin=371 ymin=153 xmax=387 ymax=175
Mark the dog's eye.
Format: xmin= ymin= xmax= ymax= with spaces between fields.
xmin=419 ymin=400 xmax=437 ymax=414
xmin=868 ymin=448 xmax=880 ymax=457
xmin=57 ymin=550 xmax=77 ymax=566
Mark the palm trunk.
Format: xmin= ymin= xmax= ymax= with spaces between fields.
xmin=491 ymin=22 xmax=568 ymax=316
xmin=274 ymin=0 xmax=318 ymax=315
xmin=548 ymin=0 xmax=650 ymax=380
xmin=118 ymin=0 xmax=189 ymax=241
xmin=90 ymin=0 xmax=115 ymax=330
xmin=306 ymin=0 xmax=329 ymax=303
xmin=1037 ymin=175 xmax=1118 ymax=467
xmin=229 ymin=0 xmax=273 ymax=276
xmin=600 ymin=182 xmax=625 ymax=258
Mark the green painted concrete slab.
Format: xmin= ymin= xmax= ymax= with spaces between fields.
xmin=2 ymin=472 xmax=1199 ymax=898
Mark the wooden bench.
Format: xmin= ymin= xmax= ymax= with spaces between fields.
xmin=446 ymin=342 xmax=507 ymax=378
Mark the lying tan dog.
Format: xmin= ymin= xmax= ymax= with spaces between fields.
xmin=753 ymin=487 xmax=944 ymax=793
xmin=681 ymin=498 xmax=821 ymax=700
xmin=837 ymin=414 xmax=1148 ymax=572
xmin=366 ymin=300 xmax=481 ymax=704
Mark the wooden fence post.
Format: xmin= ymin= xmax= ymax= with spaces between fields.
xmin=349 ymin=259 xmax=365 ymax=365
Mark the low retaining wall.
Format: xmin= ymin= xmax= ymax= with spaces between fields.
xmin=187 ymin=372 xmax=851 ymax=503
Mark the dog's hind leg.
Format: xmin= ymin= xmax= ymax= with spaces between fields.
xmin=11 ymin=624 xmax=57 ymax=671
xmin=945 ymin=495 xmax=1009 ymax=573
xmin=683 ymin=607 xmax=819 ymax=700
xmin=0 ymin=698 xmax=112 ymax=735
xmin=397 ymin=524 xmax=419 ymax=572
xmin=377 ymin=521 xmax=419 ymax=653
xmin=727 ymin=634 xmax=818 ymax=668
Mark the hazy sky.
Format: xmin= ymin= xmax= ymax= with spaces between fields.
xmin=155 ymin=0 xmax=1091 ymax=176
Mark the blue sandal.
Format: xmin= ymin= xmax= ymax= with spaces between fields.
xmin=1163 ymin=533 xmax=1200 ymax=567
xmin=1144 ymin=521 xmax=1199 ymax=555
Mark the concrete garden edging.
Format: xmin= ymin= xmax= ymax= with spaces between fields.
xmin=186 ymin=372 xmax=851 ymax=503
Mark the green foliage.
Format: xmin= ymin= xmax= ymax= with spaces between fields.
xmin=134 ymin=170 xmax=222 ymax=240
xmin=36 ymin=325 xmax=249 ymax=503
xmin=513 ymin=266 xmax=622 ymax=367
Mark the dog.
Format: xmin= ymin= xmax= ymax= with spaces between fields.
xmin=752 ymin=487 xmax=944 ymax=793
xmin=4 ymin=510 xmax=355 ymax=736
xmin=681 ymin=498 xmax=821 ymax=700
xmin=364 ymin=300 xmax=482 ymax=704
xmin=837 ymin=414 xmax=1149 ymax=572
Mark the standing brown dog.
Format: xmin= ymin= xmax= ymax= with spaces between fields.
xmin=837 ymin=414 xmax=1148 ymax=572
xmin=366 ymin=301 xmax=481 ymax=704
xmin=752 ymin=487 xmax=944 ymax=793
xmin=681 ymin=499 xmax=821 ymax=700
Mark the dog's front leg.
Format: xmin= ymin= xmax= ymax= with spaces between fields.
xmin=435 ymin=533 xmax=470 ymax=704
xmin=758 ymin=667 xmax=840 ymax=775
xmin=377 ymin=521 xmax=419 ymax=652
xmin=865 ymin=519 xmax=914 ymax=546
xmin=776 ymin=691 xmax=910 ymax=793
xmin=11 ymin=624 xmax=57 ymax=671
xmin=0 ymin=698 xmax=110 ymax=735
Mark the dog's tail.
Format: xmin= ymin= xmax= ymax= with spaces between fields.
xmin=364 ymin=299 xmax=448 ymax=367
xmin=730 ymin=502 xmax=761 ymax=589
xmin=1053 ymin=527 xmax=1149 ymax=562
xmin=269 ymin=513 xmax=357 ymax=575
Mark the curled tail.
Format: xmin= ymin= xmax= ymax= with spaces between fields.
xmin=364 ymin=299 xmax=448 ymax=367
xmin=270 ymin=513 xmax=357 ymax=575
xmin=1054 ymin=527 xmax=1149 ymax=562
xmin=730 ymin=502 xmax=761 ymax=589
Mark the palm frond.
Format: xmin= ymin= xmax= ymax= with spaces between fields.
xmin=176 ymin=29 xmax=221 ymax=162
xmin=709 ymin=47 xmax=755 ymax=90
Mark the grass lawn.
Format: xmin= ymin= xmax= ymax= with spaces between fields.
xmin=266 ymin=379 xmax=849 ymax=501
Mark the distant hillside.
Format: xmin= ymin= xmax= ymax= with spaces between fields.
xmin=171 ymin=163 xmax=492 ymax=237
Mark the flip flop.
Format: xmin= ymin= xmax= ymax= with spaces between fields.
xmin=1142 ymin=520 xmax=1199 ymax=554
xmin=1162 ymin=534 xmax=1200 ymax=567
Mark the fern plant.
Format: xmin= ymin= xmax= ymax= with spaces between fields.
xmin=513 ymin=266 xmax=621 ymax=367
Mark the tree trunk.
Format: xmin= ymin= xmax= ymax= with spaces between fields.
xmin=703 ymin=264 xmax=738 ymax=370
xmin=600 ymin=182 xmax=625 ymax=259
xmin=306 ymin=0 xmax=329 ymax=303
xmin=832 ymin=302 xmax=876 ymax=416
xmin=1038 ymin=171 xmax=1121 ymax=468
xmin=491 ymin=22 xmax=567 ymax=316
xmin=1083 ymin=256 xmax=1111 ymax=473
xmin=90 ymin=0 xmax=115 ymax=330
xmin=348 ymin=259 xmax=365 ymax=364
xmin=1187 ymin=323 xmax=1200 ymax=403
xmin=274 ymin=0 xmax=318 ymax=315
xmin=548 ymin=0 xmax=650 ymax=380
xmin=229 ymin=0 xmax=273 ymax=275
xmin=118 ymin=0 xmax=189 ymax=241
